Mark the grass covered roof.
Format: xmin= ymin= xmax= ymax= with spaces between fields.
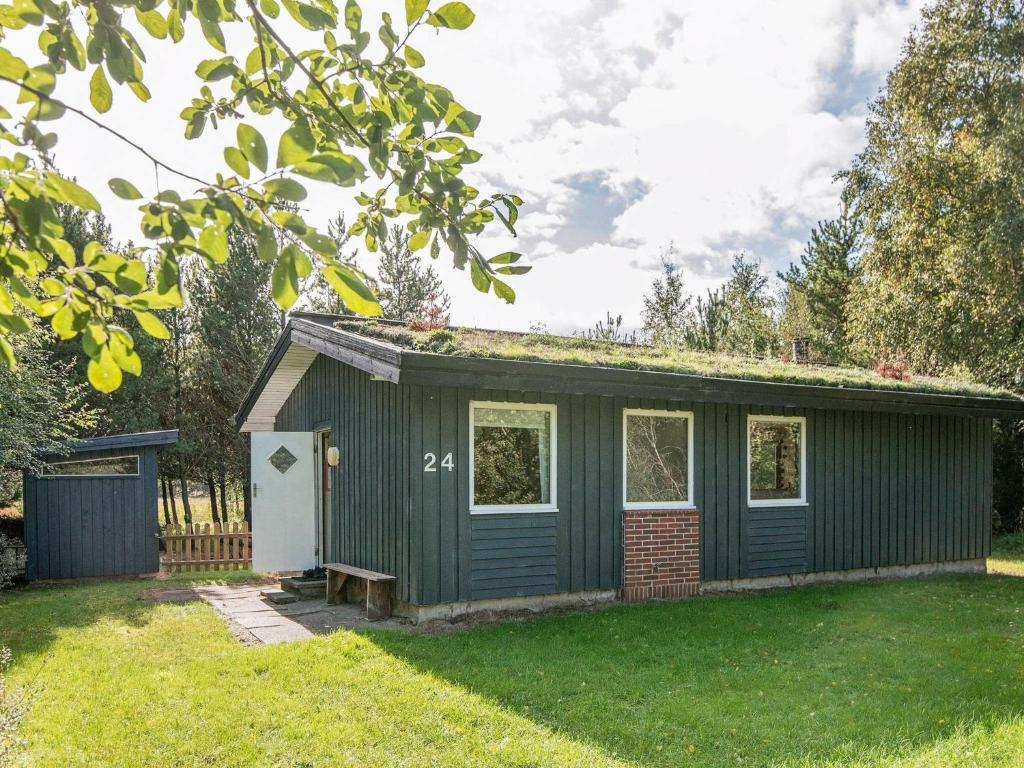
xmin=327 ymin=319 xmax=1018 ymax=400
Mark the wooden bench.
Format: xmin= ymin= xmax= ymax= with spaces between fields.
xmin=324 ymin=563 xmax=397 ymax=621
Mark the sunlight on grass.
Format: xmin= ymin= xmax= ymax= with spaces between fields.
xmin=3 ymin=566 xmax=1024 ymax=767
xmin=989 ymin=534 xmax=1024 ymax=576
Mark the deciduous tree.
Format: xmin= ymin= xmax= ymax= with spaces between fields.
xmin=0 ymin=0 xmax=527 ymax=392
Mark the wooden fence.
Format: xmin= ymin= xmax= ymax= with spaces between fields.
xmin=161 ymin=522 xmax=251 ymax=572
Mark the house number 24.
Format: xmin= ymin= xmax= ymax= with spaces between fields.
xmin=423 ymin=452 xmax=454 ymax=472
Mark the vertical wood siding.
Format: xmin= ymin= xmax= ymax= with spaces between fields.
xmin=24 ymin=446 xmax=159 ymax=580
xmin=276 ymin=356 xmax=993 ymax=605
xmin=275 ymin=355 xmax=411 ymax=601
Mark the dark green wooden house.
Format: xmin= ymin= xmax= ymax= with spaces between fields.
xmin=236 ymin=314 xmax=1024 ymax=620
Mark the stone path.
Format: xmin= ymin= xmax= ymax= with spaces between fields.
xmin=184 ymin=583 xmax=408 ymax=645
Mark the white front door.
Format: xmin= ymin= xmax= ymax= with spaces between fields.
xmin=251 ymin=432 xmax=316 ymax=573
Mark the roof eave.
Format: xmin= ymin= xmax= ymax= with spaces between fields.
xmin=233 ymin=318 xmax=403 ymax=431
xmin=62 ymin=429 xmax=179 ymax=454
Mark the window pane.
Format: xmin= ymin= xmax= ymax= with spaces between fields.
xmin=43 ymin=455 xmax=139 ymax=477
xmin=626 ymin=414 xmax=690 ymax=504
xmin=473 ymin=407 xmax=551 ymax=506
xmin=749 ymin=421 xmax=802 ymax=501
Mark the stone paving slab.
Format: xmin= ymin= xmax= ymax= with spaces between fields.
xmin=185 ymin=582 xmax=410 ymax=645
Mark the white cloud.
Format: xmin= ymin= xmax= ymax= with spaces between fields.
xmin=14 ymin=0 xmax=924 ymax=333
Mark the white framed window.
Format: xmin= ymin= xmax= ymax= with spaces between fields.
xmin=747 ymin=415 xmax=806 ymax=507
xmin=41 ymin=455 xmax=140 ymax=478
xmin=623 ymin=409 xmax=694 ymax=509
xmin=470 ymin=401 xmax=557 ymax=514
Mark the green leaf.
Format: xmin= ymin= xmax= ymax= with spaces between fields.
xmin=264 ymin=177 xmax=307 ymax=202
xmin=404 ymin=44 xmax=425 ymax=68
xmin=0 ymin=47 xmax=28 ymax=81
xmin=168 ymin=8 xmax=184 ymax=41
xmin=293 ymin=152 xmax=366 ymax=185
xmin=0 ymin=335 xmax=13 ymax=370
xmin=89 ymin=66 xmax=112 ymax=113
xmin=444 ymin=102 xmax=481 ymax=135
xmin=44 ymin=237 xmax=76 ymax=268
xmin=271 ymin=244 xmax=306 ymax=309
xmin=133 ymin=309 xmax=170 ymax=339
xmin=109 ymin=329 xmax=142 ymax=375
xmin=51 ymin=304 xmax=77 ymax=339
xmin=428 ymin=1 xmax=475 ymax=29
xmin=256 ymin=226 xmax=277 ymax=263
xmin=276 ymin=119 xmax=316 ymax=167
xmin=196 ymin=56 xmax=236 ymax=81
xmin=108 ymin=177 xmax=142 ymax=200
xmin=128 ymin=80 xmax=151 ymax=102
xmin=237 ymin=123 xmax=268 ymax=172
xmin=344 ymin=0 xmax=361 ymax=35
xmin=47 ymin=174 xmax=100 ymax=211
xmin=134 ymin=8 xmax=168 ymax=39
xmin=469 ymin=257 xmax=489 ymax=292
xmin=323 ymin=261 xmax=381 ymax=316
xmin=199 ymin=224 xmax=229 ymax=263
xmin=491 ymin=275 xmax=515 ymax=303
xmin=408 ymin=230 xmax=430 ymax=251
xmin=405 ymin=0 xmax=428 ymax=24
xmin=260 ymin=0 xmax=281 ymax=16
xmin=200 ymin=18 xmax=226 ymax=52
xmin=488 ymin=251 xmax=522 ymax=265
xmin=224 ymin=146 xmax=250 ymax=178
xmin=87 ymin=347 xmax=122 ymax=393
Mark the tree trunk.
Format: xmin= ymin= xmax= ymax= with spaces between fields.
xmin=179 ymin=475 xmax=193 ymax=525
xmin=243 ymin=433 xmax=253 ymax=525
xmin=168 ymin=479 xmax=179 ymax=525
xmin=160 ymin=477 xmax=171 ymax=526
xmin=218 ymin=474 xmax=228 ymax=523
xmin=206 ymin=476 xmax=220 ymax=524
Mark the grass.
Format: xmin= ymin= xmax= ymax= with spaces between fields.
xmin=331 ymin=320 xmax=1016 ymax=399
xmin=2 ymin=560 xmax=1024 ymax=767
xmin=990 ymin=533 xmax=1024 ymax=576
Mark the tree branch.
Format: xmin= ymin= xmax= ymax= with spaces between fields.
xmin=245 ymin=0 xmax=369 ymax=147
xmin=0 ymin=75 xmax=213 ymax=190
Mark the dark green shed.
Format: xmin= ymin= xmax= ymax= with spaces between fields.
xmin=23 ymin=430 xmax=178 ymax=580
xmin=236 ymin=315 xmax=1024 ymax=619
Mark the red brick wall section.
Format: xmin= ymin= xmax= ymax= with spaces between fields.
xmin=622 ymin=509 xmax=700 ymax=602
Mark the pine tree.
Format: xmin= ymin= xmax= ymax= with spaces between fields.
xmin=376 ymin=225 xmax=451 ymax=322
xmin=719 ymin=254 xmax=779 ymax=358
xmin=781 ymin=201 xmax=859 ymax=363
xmin=641 ymin=252 xmax=692 ymax=346
xmin=187 ymin=230 xmax=281 ymax=523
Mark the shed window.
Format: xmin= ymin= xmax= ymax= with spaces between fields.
xmin=470 ymin=402 xmax=556 ymax=512
xmin=42 ymin=455 xmax=140 ymax=478
xmin=623 ymin=409 xmax=694 ymax=508
xmin=748 ymin=416 xmax=806 ymax=506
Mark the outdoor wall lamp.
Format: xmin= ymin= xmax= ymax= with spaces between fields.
xmin=326 ymin=447 xmax=340 ymax=467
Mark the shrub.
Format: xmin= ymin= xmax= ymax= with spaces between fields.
xmin=874 ymin=353 xmax=911 ymax=381
xmin=0 ymin=535 xmax=24 ymax=591
xmin=0 ymin=647 xmax=26 ymax=768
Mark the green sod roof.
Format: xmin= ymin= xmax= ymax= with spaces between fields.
xmin=328 ymin=318 xmax=1019 ymax=400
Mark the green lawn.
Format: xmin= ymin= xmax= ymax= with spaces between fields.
xmin=990 ymin=533 xmax=1024 ymax=577
xmin=2 ymin=558 xmax=1024 ymax=767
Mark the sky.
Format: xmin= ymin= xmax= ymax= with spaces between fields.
xmin=29 ymin=0 xmax=927 ymax=332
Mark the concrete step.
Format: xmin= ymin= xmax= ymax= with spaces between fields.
xmin=280 ymin=576 xmax=327 ymax=599
xmin=260 ymin=588 xmax=299 ymax=605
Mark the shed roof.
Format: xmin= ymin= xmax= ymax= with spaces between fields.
xmin=234 ymin=315 xmax=1024 ymax=430
xmin=65 ymin=430 xmax=179 ymax=454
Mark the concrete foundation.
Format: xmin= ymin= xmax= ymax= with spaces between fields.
xmin=702 ymin=558 xmax=987 ymax=594
xmin=398 ymin=589 xmax=618 ymax=624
